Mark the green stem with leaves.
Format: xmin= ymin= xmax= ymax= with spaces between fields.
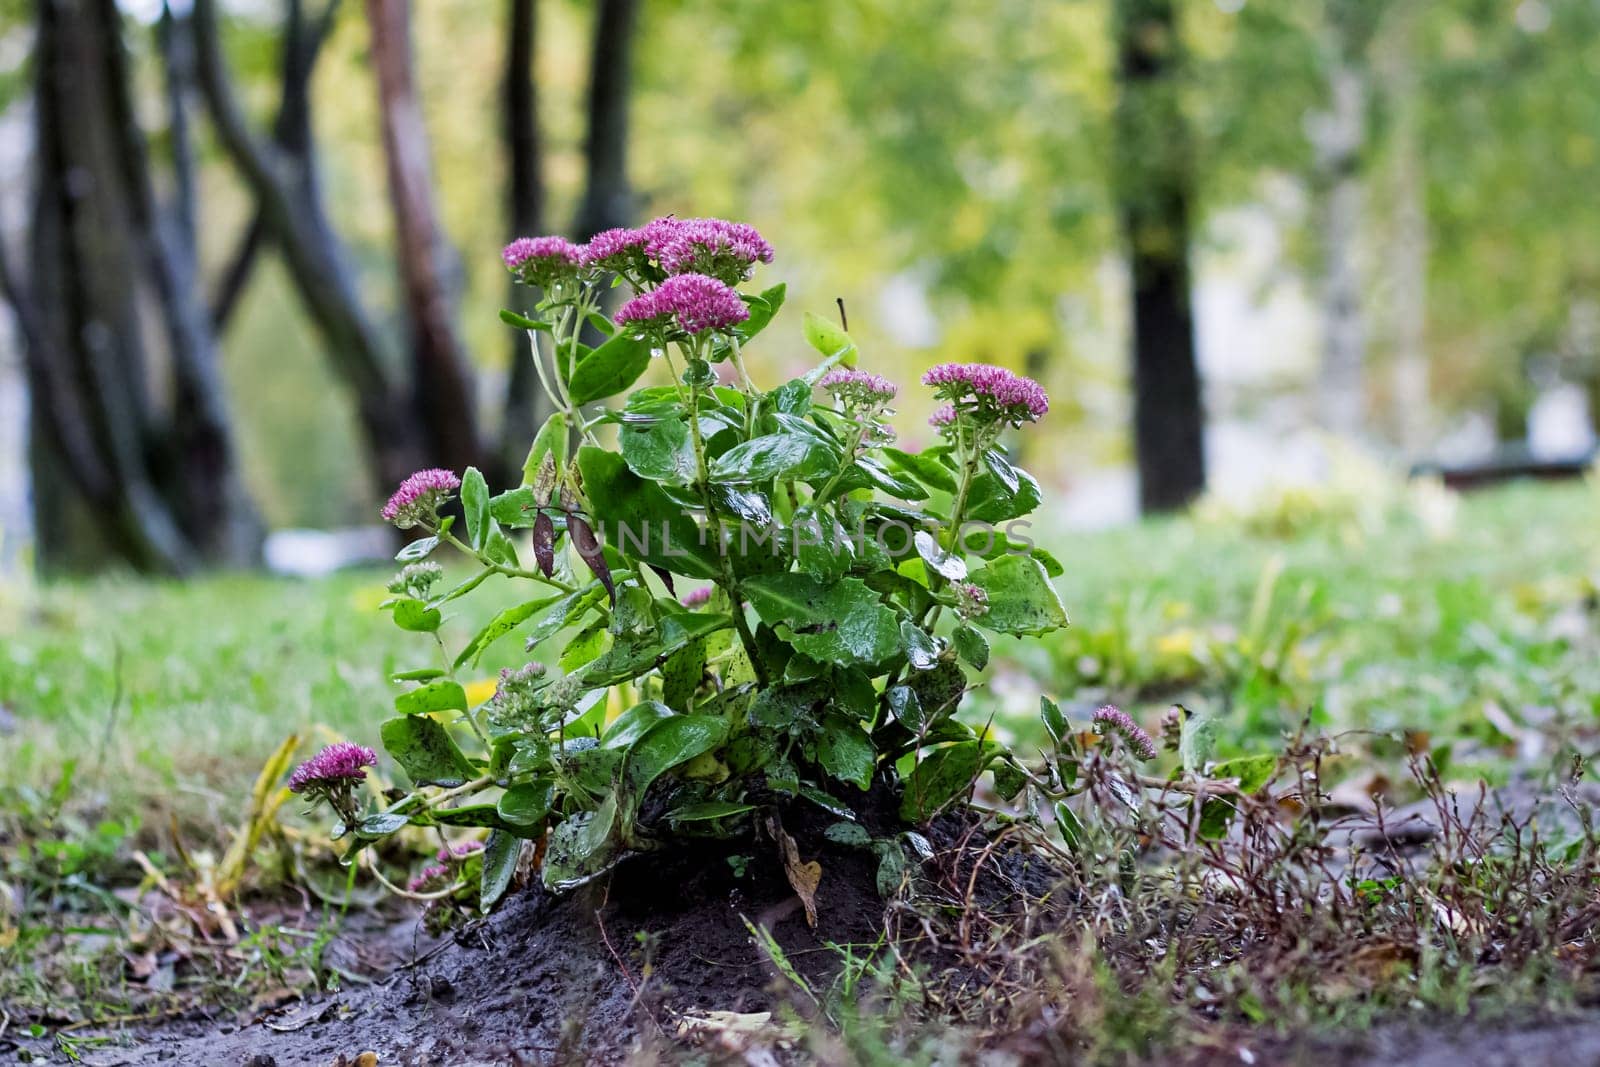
xmin=683 ymin=342 xmax=771 ymax=687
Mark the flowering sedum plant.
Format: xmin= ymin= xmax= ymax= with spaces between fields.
xmin=295 ymin=216 xmax=1072 ymax=908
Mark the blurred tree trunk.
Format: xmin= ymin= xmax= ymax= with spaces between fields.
xmin=498 ymin=0 xmax=550 ymax=482
xmin=1112 ymin=0 xmax=1205 ymax=514
xmin=193 ymin=0 xmax=425 ymax=492
xmin=574 ymin=0 xmax=640 ymax=242
xmin=9 ymin=0 xmax=259 ymax=574
xmin=1310 ymin=45 xmax=1368 ymax=437
xmin=1379 ymin=9 xmax=1430 ymax=453
xmin=365 ymin=0 xmax=480 ymax=477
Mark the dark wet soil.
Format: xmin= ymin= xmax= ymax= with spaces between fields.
xmin=47 ymin=798 xmax=936 ymax=1065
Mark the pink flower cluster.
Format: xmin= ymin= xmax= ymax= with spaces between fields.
xmin=928 ymin=404 xmax=958 ymax=430
xmin=680 ymin=586 xmax=713 ymax=608
xmin=381 ymin=468 xmax=461 ymax=529
xmin=437 ymin=840 xmax=485 ymax=863
xmin=921 ymin=363 xmax=1049 ymax=427
xmin=582 ymin=227 xmax=652 ymax=271
xmin=614 ymin=273 xmax=750 ymax=336
xmin=288 ymin=742 xmax=378 ymax=794
xmin=1092 ymin=705 xmax=1158 ymax=762
xmin=819 ymin=369 xmax=897 ymax=409
xmin=649 ymin=217 xmax=774 ymax=284
xmin=407 ymin=864 xmax=452 ymax=893
xmin=503 ymin=236 xmax=583 ymax=287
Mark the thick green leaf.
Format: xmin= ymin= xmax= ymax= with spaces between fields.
xmin=380 ymin=714 xmax=477 ymax=786
xmin=396 ymin=535 xmax=440 ymax=562
xmin=970 ymin=555 xmax=1069 ymax=637
xmin=497 ymin=780 xmax=555 ymax=829
xmin=454 ymin=594 xmax=565 ymax=669
xmin=710 ymin=432 xmax=838 ymax=484
xmin=394 ymin=680 xmax=470 ymax=717
xmin=817 ymin=712 xmax=875 ymax=790
xmin=801 ymin=311 xmax=858 ymax=369
xmin=480 ymin=830 xmax=520 ymax=910
xmin=661 ymin=639 xmax=708 ymax=712
xmin=667 ymin=800 xmax=756 ymax=823
xmin=520 ymin=411 xmax=569 ymax=489
xmin=601 ymin=701 xmax=676 ymax=749
xmin=621 ymin=715 xmax=729 ymax=811
xmin=964 ymin=465 xmax=1042 ymax=523
xmin=387 ymin=597 xmax=442 ymax=633
xmin=461 ymin=467 xmax=491 ymax=550
xmin=952 ymin=624 xmax=990 ymax=670
xmin=500 ymin=308 xmax=551 ymax=331
xmin=1212 ymin=755 xmax=1277 ymax=794
xmin=569 ymin=332 xmax=654 ymax=405
xmin=735 ymin=283 xmax=787 ymax=343
xmin=882 ymin=447 xmax=957 ymax=493
xmin=583 ymin=610 xmax=730 ymax=687
xmin=542 ymin=797 xmax=620 ymax=890
xmin=578 ymin=448 xmax=720 ymax=579
xmin=619 ymin=411 xmax=698 ymax=484
xmin=900 ymin=621 xmax=940 ymax=670
xmin=741 ymin=574 xmax=901 ymax=667
xmin=1054 ymin=800 xmax=1085 ymax=850
xmin=355 ymin=812 xmax=410 ymax=839
xmin=518 ymin=582 xmax=605 ymax=657
xmin=899 ymin=741 xmax=984 ymax=822
xmin=791 ymin=505 xmax=853 ymax=581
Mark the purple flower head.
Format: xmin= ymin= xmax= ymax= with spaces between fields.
xmin=614 ymin=273 xmax=750 ymax=336
xmin=288 ymin=742 xmax=377 ymax=794
xmin=503 ymin=236 xmax=583 ymax=287
xmin=819 ymin=369 xmax=897 ymax=410
xmin=649 ymin=217 xmax=775 ymax=285
xmin=381 ymin=468 xmax=461 ymax=529
xmin=680 ymin=586 xmax=713 ymax=608
xmin=407 ymin=864 xmax=452 ymax=894
xmin=437 ymin=840 xmax=485 ymax=864
xmin=1092 ymin=705 xmax=1157 ymax=762
xmin=581 ymin=227 xmax=651 ymax=273
xmin=921 ymin=363 xmax=1049 ymax=428
xmin=928 ymin=404 xmax=958 ymax=431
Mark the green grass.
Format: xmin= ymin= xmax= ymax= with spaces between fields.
xmin=1 ymin=480 xmax=1594 ymax=818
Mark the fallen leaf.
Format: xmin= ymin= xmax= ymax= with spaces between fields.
xmin=769 ymin=821 xmax=820 ymax=928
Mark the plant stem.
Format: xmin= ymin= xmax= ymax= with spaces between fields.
xmin=684 ymin=354 xmax=770 ymax=687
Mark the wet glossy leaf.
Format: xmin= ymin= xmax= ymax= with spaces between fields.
xmin=970 ymin=555 xmax=1068 ymax=637
xmin=394 ymin=680 xmax=470 ymax=717
xmin=461 ymin=467 xmax=491 ymax=550
xmin=741 ymin=574 xmax=901 ymax=667
xmin=602 ymin=701 xmax=676 ymax=749
xmin=913 ymin=530 xmax=967 ymax=580
xmin=569 ymin=332 xmax=654 ymax=405
xmin=710 ymin=432 xmax=838 ymax=484
xmin=387 ymin=597 xmax=442 ymax=633
xmin=497 ymin=780 xmax=555 ymax=829
xmin=817 ymin=712 xmax=875 ymax=790
xmin=480 ymin=830 xmax=521 ymax=909
xmin=380 ymin=715 xmax=476 ymax=786
xmin=578 ymin=448 xmax=720 ymax=579
xmin=952 ymin=624 xmax=990 ymax=670
xmin=899 ymin=741 xmax=983 ymax=822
